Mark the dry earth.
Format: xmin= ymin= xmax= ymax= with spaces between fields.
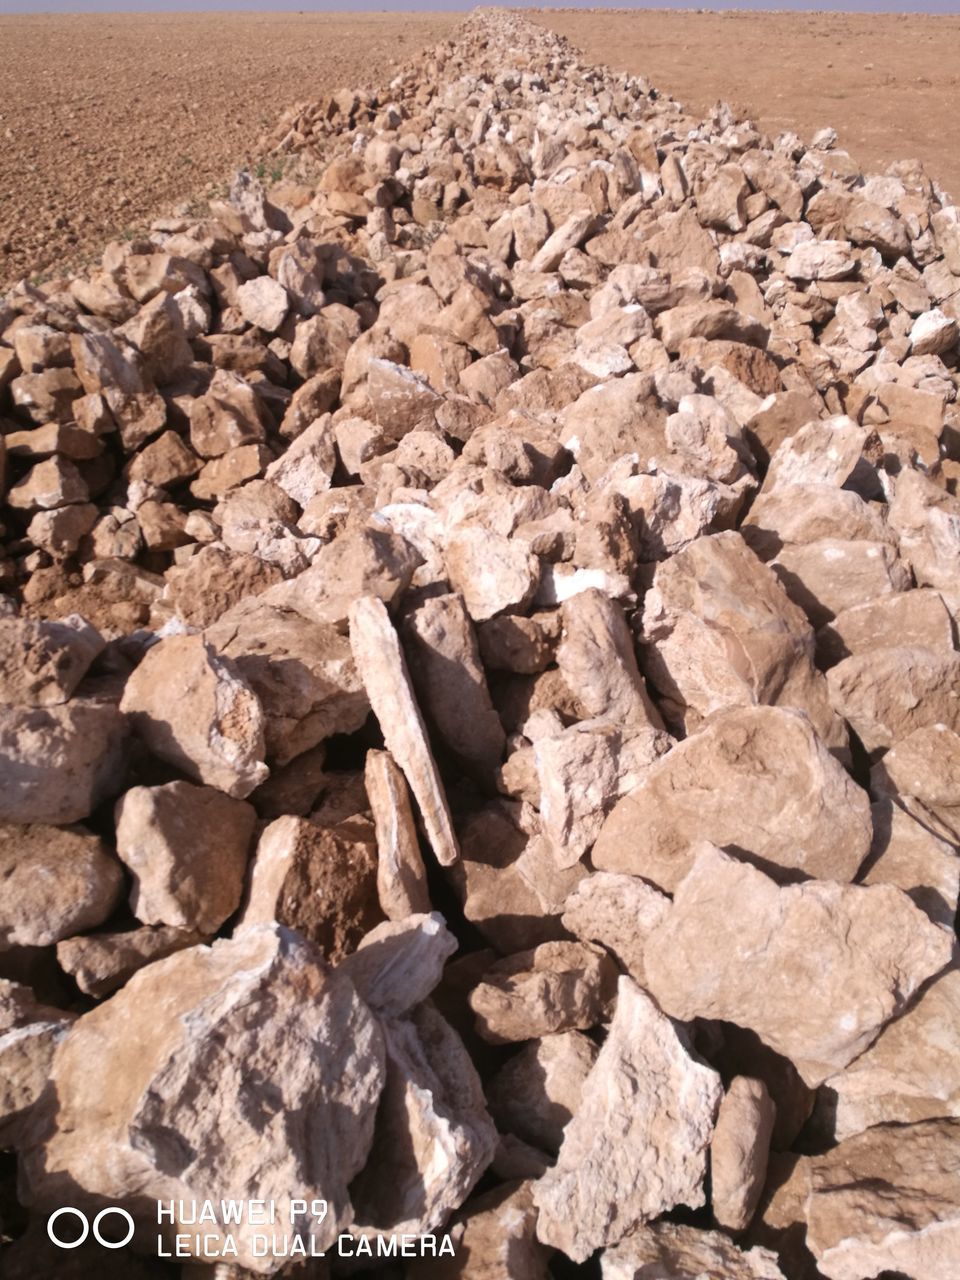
xmin=0 ymin=11 xmax=457 ymax=287
xmin=535 ymin=8 xmax=960 ymax=200
xmin=3 ymin=8 xmax=960 ymax=289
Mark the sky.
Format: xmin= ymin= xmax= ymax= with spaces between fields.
xmin=2 ymin=0 xmax=960 ymax=12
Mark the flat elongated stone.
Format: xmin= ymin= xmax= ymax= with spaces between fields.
xmin=19 ymin=925 xmax=385 ymax=1275
xmin=533 ymin=977 xmax=723 ymax=1262
xmin=338 ymin=912 xmax=458 ymax=1018
xmin=56 ymin=926 xmax=208 ymax=998
xmin=364 ymin=748 xmax=431 ymax=918
xmin=120 ymin=634 xmax=269 ymax=799
xmin=642 ymin=844 xmax=953 ymax=1085
xmin=710 ymin=1076 xmax=776 ymax=1232
xmin=592 ymin=706 xmax=871 ymax=891
xmin=806 ymin=1119 xmax=960 ymax=1280
xmin=349 ymin=596 xmax=459 ymax=866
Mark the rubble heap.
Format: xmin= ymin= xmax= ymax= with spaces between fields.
xmin=2 ymin=8 xmax=960 ymax=1279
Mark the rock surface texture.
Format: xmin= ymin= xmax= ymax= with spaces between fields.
xmin=2 ymin=8 xmax=960 ymax=1275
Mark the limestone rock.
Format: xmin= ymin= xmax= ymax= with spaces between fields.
xmin=772 ymin=538 xmax=911 ymax=629
xmin=0 ymin=701 xmax=127 ymax=824
xmin=859 ymin=798 xmax=960 ymax=929
xmin=533 ymin=977 xmax=723 ymax=1262
xmin=561 ymin=872 xmax=671 ymax=987
xmin=349 ymin=595 xmax=459 ymax=867
xmin=407 ymin=1180 xmax=552 ymax=1280
xmin=601 ymin=1223 xmax=787 ymax=1280
xmin=115 ymin=782 xmax=256 ymax=933
xmin=238 ymin=815 xmax=382 ymax=962
xmin=710 ymin=1076 xmax=776 ymax=1232
xmin=0 ymin=615 xmax=104 ymax=706
xmin=592 ymin=706 xmax=871 ymax=891
xmin=805 ymin=1118 xmax=960 ymax=1280
xmin=470 ymin=941 xmax=617 ymax=1044
xmin=56 ymin=925 xmax=209 ymax=998
xmin=643 ymin=844 xmax=953 ymax=1085
xmin=349 ymin=1002 xmax=496 ymax=1236
xmin=445 ymin=526 xmax=541 ymax=621
xmin=817 ymin=588 xmax=955 ymax=665
xmin=0 ymin=821 xmax=123 ymax=947
xmin=0 ymin=980 xmax=75 ymax=1147
xmin=19 ymin=925 xmax=385 ymax=1274
xmin=120 ymin=634 xmax=269 ymax=799
xmin=236 ymin=275 xmax=289 ymax=332
xmin=338 ymin=911 xmax=458 ymax=1018
xmin=826 ymin=645 xmax=960 ymax=752
xmin=486 ymin=1031 xmax=599 ymax=1154
xmin=364 ymin=748 xmax=431 ymax=919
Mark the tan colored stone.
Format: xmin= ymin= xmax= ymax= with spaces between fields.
xmin=826 ymin=645 xmax=960 ymax=752
xmin=445 ymin=526 xmax=541 ymax=622
xmin=56 ymin=925 xmax=208 ymax=998
xmin=364 ymin=749 xmax=431 ymax=919
xmin=533 ymin=977 xmax=723 ymax=1262
xmin=859 ymin=798 xmax=960 ymax=929
xmin=817 ymin=588 xmax=955 ymax=665
xmin=557 ymin=588 xmax=663 ymax=730
xmin=710 ymin=1076 xmax=776 ymax=1232
xmin=486 ymin=1031 xmax=599 ymax=1154
xmin=602 ymin=1223 xmax=786 ymax=1280
xmin=806 ymin=1118 xmax=960 ymax=1280
xmin=264 ymin=414 xmax=336 ymax=506
xmin=469 ymin=941 xmax=617 ymax=1044
xmin=0 ymin=615 xmax=103 ymax=707
xmin=406 ymin=1180 xmax=552 ymax=1280
xmin=561 ymin=872 xmax=671 ymax=986
xmin=742 ymin=483 xmax=892 ymax=562
xmin=188 ymin=369 xmax=270 ymax=458
xmin=115 ymin=782 xmax=255 ymax=933
xmin=643 ymin=844 xmax=953 ymax=1085
xmin=593 ymin=706 xmax=871 ymax=891
xmin=238 ymin=815 xmax=382 ymax=962
xmin=18 ymin=925 xmax=385 ymax=1274
xmin=349 ymin=595 xmax=459 ymax=867
xmin=338 ymin=912 xmax=457 ymax=1018
xmin=772 ymin=537 xmax=911 ymax=628
xmin=236 ymin=275 xmax=289 ymax=332
xmin=120 ymin=634 xmax=269 ymax=798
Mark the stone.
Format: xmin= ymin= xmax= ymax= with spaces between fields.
xmin=601 ymin=1223 xmax=787 ymax=1280
xmin=762 ymin=417 xmax=869 ymax=494
xmin=826 ymin=645 xmax=960 ymax=752
xmin=188 ymin=368 xmax=270 ymax=458
xmin=402 ymin=592 xmax=506 ymax=780
xmin=469 ymin=941 xmax=617 ymax=1044
xmin=593 ymin=706 xmax=871 ymax=891
xmin=805 ymin=1119 xmax=960 ymax=1280
xmin=710 ymin=1077 xmax=776 ymax=1232
xmin=557 ymin=589 xmax=663 ymax=730
xmin=120 ymin=634 xmax=269 ymax=799
xmin=364 ymin=749 xmax=431 ymax=919
xmin=164 ymin=545 xmax=283 ymax=628
xmin=349 ymin=595 xmax=459 ymax=867
xmin=236 ymin=275 xmax=289 ymax=332
xmin=742 ymin=484 xmax=892 ymax=562
xmin=561 ymin=872 xmax=671 ymax=986
xmin=0 ymin=980 xmax=75 ymax=1147
xmin=783 ymin=240 xmax=857 ymax=281
xmin=264 ymin=415 xmax=337 ymax=506
xmin=406 ymin=1180 xmax=552 ymax=1280
xmin=445 ymin=526 xmax=541 ymax=622
xmin=6 ymin=456 xmax=88 ymax=511
xmin=640 ymin=532 xmax=846 ymax=751
xmin=0 ymin=822 xmax=123 ymax=947
xmin=338 ymin=912 xmax=457 ymax=1018
xmin=0 ymin=701 xmax=127 ymax=825
xmin=238 ymin=815 xmax=382 ymax=962
xmin=0 ymin=615 xmax=104 ymax=706
xmin=859 ymin=798 xmax=960 ymax=930
xmin=910 ymin=307 xmax=958 ymax=355
xmin=18 ymin=925 xmax=385 ymax=1272
xmin=349 ymin=1003 xmax=496 ymax=1236
xmin=56 ymin=926 xmax=209 ymax=998
xmin=478 ymin=612 xmax=557 ymax=673
xmin=115 ymin=782 xmax=256 ymax=933
xmin=817 ymin=588 xmax=955 ymax=665
xmin=486 ymin=1031 xmax=599 ymax=1154
xmin=205 ymin=601 xmax=369 ymax=766
xmin=642 ymin=844 xmax=953 ymax=1085
xmin=533 ymin=977 xmax=723 ymax=1262
xmin=772 ymin=538 xmax=911 ymax=628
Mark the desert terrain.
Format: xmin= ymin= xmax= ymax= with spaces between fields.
xmin=3 ymin=9 xmax=960 ymax=287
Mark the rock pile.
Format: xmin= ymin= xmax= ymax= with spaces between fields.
xmin=1 ymin=7 xmax=960 ymax=1278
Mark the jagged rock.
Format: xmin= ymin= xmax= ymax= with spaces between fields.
xmin=592 ymin=706 xmax=871 ymax=891
xmin=772 ymin=538 xmax=911 ymax=628
xmin=533 ymin=977 xmax=723 ymax=1262
xmin=0 ymin=822 xmax=123 ymax=947
xmin=859 ymin=798 xmax=960 ymax=929
xmin=238 ymin=815 xmax=382 ymax=962
xmin=407 ymin=1180 xmax=552 ymax=1280
xmin=120 ymin=634 xmax=269 ymax=799
xmin=0 ymin=701 xmax=127 ymax=824
xmin=349 ymin=595 xmax=459 ymax=867
xmin=0 ymin=615 xmax=104 ymax=706
xmin=556 ymin=588 xmax=663 ymax=729
xmin=338 ymin=912 xmax=458 ymax=1017
xmin=602 ymin=1223 xmax=787 ymax=1280
xmin=56 ymin=925 xmax=209 ymax=998
xmin=805 ymin=1118 xmax=960 ymax=1280
xmin=349 ymin=1002 xmax=496 ymax=1236
xmin=710 ymin=1076 xmax=776 ymax=1232
xmin=561 ymin=872 xmax=671 ymax=988
xmin=817 ymin=588 xmax=955 ymax=665
xmin=643 ymin=844 xmax=953 ymax=1085
xmin=18 ymin=925 xmax=385 ymax=1274
xmin=364 ymin=748 xmax=431 ymax=918
xmin=640 ymin=532 xmax=846 ymax=751
xmin=0 ymin=980 xmax=75 ymax=1147
xmin=486 ymin=1031 xmax=599 ymax=1154
xmin=470 ymin=941 xmax=617 ymax=1043
xmin=826 ymin=645 xmax=960 ymax=751
xmin=445 ymin=526 xmax=541 ymax=621
xmin=115 ymin=782 xmax=256 ymax=933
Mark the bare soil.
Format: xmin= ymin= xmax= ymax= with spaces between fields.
xmin=2 ymin=7 xmax=959 ymax=289
xmin=533 ymin=8 xmax=960 ymax=200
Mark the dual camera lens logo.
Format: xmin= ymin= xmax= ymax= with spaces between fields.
xmin=46 ymin=1206 xmax=135 ymax=1250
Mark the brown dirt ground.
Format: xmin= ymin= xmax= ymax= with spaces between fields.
xmin=2 ymin=8 xmax=960 ymax=290
xmin=0 ymin=11 xmax=457 ymax=288
xmin=532 ymin=7 xmax=960 ymax=201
